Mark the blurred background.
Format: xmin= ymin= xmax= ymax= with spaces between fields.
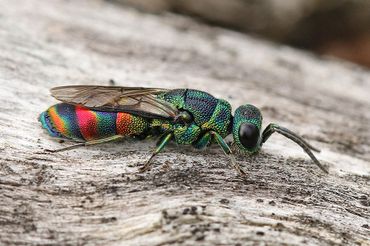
xmin=109 ymin=0 xmax=370 ymax=68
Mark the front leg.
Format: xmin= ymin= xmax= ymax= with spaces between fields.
xmin=211 ymin=131 xmax=247 ymax=177
xmin=194 ymin=131 xmax=247 ymax=176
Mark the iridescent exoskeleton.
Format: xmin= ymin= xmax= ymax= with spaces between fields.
xmin=39 ymin=85 xmax=328 ymax=176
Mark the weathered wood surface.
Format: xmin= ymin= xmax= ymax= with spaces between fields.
xmin=0 ymin=0 xmax=369 ymax=245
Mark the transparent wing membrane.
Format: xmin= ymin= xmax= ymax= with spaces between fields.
xmin=51 ymin=85 xmax=179 ymax=119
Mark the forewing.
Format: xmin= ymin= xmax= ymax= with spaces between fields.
xmin=50 ymin=85 xmax=179 ymax=119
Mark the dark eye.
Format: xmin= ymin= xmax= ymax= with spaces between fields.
xmin=239 ymin=123 xmax=260 ymax=149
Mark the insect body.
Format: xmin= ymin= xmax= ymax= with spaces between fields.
xmin=40 ymin=85 xmax=328 ymax=175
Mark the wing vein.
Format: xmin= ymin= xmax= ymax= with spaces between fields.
xmin=50 ymin=85 xmax=179 ymax=120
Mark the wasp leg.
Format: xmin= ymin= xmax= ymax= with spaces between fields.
xmin=45 ymin=143 xmax=85 ymax=153
xmin=210 ymin=131 xmax=247 ymax=177
xmin=193 ymin=132 xmax=212 ymax=149
xmin=45 ymin=135 xmax=125 ymax=153
xmin=261 ymin=123 xmax=328 ymax=174
xmin=156 ymin=131 xmax=173 ymax=147
xmin=139 ymin=132 xmax=173 ymax=173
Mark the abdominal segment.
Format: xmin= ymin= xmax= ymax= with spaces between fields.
xmin=39 ymin=103 xmax=148 ymax=141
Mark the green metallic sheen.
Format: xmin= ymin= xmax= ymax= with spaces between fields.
xmin=232 ymin=104 xmax=263 ymax=153
xmin=193 ymin=132 xmax=212 ymax=149
xmin=42 ymin=86 xmax=327 ymax=175
xmin=155 ymin=89 xmax=233 ymax=145
xmin=174 ymin=123 xmax=201 ymax=144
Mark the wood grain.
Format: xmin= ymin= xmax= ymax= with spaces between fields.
xmin=0 ymin=0 xmax=369 ymax=245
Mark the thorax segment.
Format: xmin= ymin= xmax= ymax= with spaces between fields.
xmin=158 ymin=89 xmax=232 ymax=138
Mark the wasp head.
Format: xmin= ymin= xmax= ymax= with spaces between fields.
xmin=232 ymin=104 xmax=262 ymax=153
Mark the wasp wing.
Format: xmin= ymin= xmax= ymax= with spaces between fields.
xmin=50 ymin=85 xmax=179 ymax=119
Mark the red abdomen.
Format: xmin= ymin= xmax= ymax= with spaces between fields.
xmin=39 ymin=103 xmax=149 ymax=141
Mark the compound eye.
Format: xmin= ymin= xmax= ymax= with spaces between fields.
xmin=239 ymin=123 xmax=259 ymax=149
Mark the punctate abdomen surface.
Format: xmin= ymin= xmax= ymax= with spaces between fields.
xmin=39 ymin=103 xmax=148 ymax=141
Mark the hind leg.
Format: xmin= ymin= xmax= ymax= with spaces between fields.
xmin=139 ymin=132 xmax=174 ymax=173
xmin=45 ymin=135 xmax=125 ymax=152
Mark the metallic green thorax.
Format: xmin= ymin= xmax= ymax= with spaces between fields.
xmin=154 ymin=89 xmax=232 ymax=145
